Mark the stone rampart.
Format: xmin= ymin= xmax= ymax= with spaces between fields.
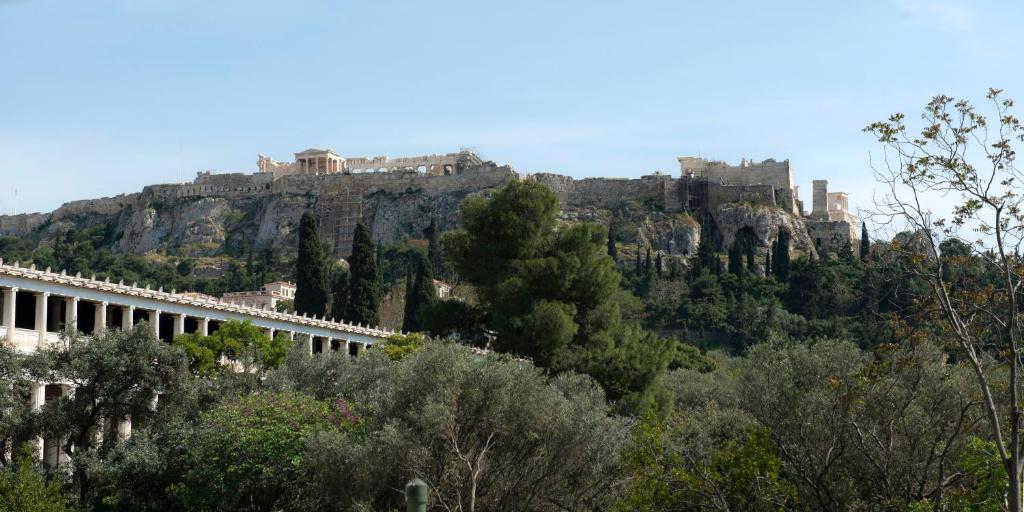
xmin=0 ymin=213 xmax=48 ymax=237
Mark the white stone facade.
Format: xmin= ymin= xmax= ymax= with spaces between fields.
xmin=258 ymin=148 xmax=483 ymax=179
xmin=221 ymin=281 xmax=296 ymax=310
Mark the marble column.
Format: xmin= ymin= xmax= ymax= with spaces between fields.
xmin=122 ymin=305 xmax=135 ymax=330
xmin=199 ymin=317 xmax=209 ymax=336
xmin=30 ymin=382 xmax=44 ymax=460
xmin=3 ymin=287 xmax=16 ymax=343
xmin=65 ymin=296 xmax=79 ymax=331
xmin=35 ymin=291 xmax=49 ymax=348
xmin=94 ymin=301 xmax=108 ymax=332
xmin=173 ymin=314 xmax=185 ymax=337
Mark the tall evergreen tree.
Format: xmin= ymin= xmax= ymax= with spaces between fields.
xmin=860 ymin=222 xmax=871 ymax=261
xmin=347 ymin=223 xmax=380 ymax=326
xmin=773 ymin=228 xmax=791 ymax=282
xmin=425 ymin=216 xmax=446 ymax=279
xmin=635 ymin=242 xmax=642 ymax=275
xmin=655 ymin=251 xmax=663 ymax=277
xmin=645 ymin=248 xmax=652 ymax=275
xmin=402 ymin=253 xmax=437 ymax=333
xmin=607 ymin=222 xmax=618 ymax=262
xmin=294 ymin=212 xmax=330 ymax=317
xmin=330 ymin=268 xmax=350 ymax=322
xmin=728 ymin=243 xmax=742 ymax=276
xmin=745 ymin=241 xmax=756 ymax=274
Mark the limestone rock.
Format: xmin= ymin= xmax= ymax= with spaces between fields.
xmin=711 ymin=203 xmax=816 ymax=257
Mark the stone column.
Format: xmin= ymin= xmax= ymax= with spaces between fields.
xmin=35 ymin=292 xmax=49 ymax=348
xmin=3 ymin=287 xmax=16 ymax=343
xmin=149 ymin=310 xmax=160 ymax=338
xmin=94 ymin=301 xmax=108 ymax=333
xmin=266 ymin=327 xmax=275 ymax=339
xmin=30 ymin=382 xmax=45 ymax=460
xmin=65 ymin=297 xmax=79 ymax=332
xmin=122 ymin=305 xmax=135 ymax=330
xmin=287 ymin=331 xmax=295 ymax=341
xmin=173 ymin=314 xmax=185 ymax=337
xmin=117 ymin=417 xmax=131 ymax=441
xmin=199 ymin=317 xmax=209 ymax=336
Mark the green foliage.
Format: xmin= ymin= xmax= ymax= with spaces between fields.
xmin=381 ymin=332 xmax=426 ymax=360
xmin=0 ymin=444 xmax=71 ymax=512
xmin=860 ymin=222 xmax=870 ymax=260
xmin=275 ymin=342 xmax=629 ymax=512
xmin=608 ymin=221 xmax=619 ymax=262
xmin=401 ymin=252 xmax=436 ymax=333
xmin=173 ymin=319 xmax=288 ymax=376
xmin=174 ymin=393 xmax=354 ymax=512
xmin=294 ymin=212 xmax=330 ymax=317
xmin=346 ymin=223 xmax=380 ymax=326
xmin=328 ymin=267 xmax=349 ymax=322
xmin=444 ymin=179 xmax=673 ymax=408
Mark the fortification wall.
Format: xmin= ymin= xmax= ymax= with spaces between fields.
xmin=807 ymin=220 xmax=860 ymax=255
xmin=51 ymin=194 xmax=138 ymax=221
xmin=707 ymin=182 xmax=776 ymax=208
xmin=0 ymin=213 xmax=48 ymax=237
xmin=679 ymin=157 xmax=793 ymax=190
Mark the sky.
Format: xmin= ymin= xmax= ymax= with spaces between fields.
xmin=0 ymin=0 xmax=1021 ymax=217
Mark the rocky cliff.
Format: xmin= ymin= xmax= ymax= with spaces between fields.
xmin=0 ymin=163 xmax=825 ymax=263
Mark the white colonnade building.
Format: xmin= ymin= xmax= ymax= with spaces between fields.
xmin=0 ymin=259 xmax=395 ymax=464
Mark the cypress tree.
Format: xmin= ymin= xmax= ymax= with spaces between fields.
xmin=635 ymin=242 xmax=642 ymax=275
xmin=607 ymin=222 xmax=618 ymax=262
xmin=860 ymin=222 xmax=871 ymax=261
xmin=294 ymin=212 xmax=330 ymax=317
xmin=426 ymin=216 xmax=446 ymax=279
xmin=402 ymin=253 xmax=437 ymax=333
xmin=655 ymin=251 xmax=663 ymax=277
xmin=645 ymin=248 xmax=652 ymax=275
xmin=744 ymin=240 xmax=756 ymax=274
xmin=330 ymin=268 xmax=349 ymax=322
xmin=774 ymin=229 xmax=791 ymax=282
xmin=347 ymin=223 xmax=380 ymax=326
xmin=728 ymin=243 xmax=742 ymax=275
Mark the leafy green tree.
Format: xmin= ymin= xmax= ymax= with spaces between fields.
xmin=381 ymin=332 xmax=426 ymax=360
xmin=174 ymin=393 xmax=355 ymax=512
xmin=294 ymin=212 xmax=330 ymax=317
xmin=402 ymin=253 xmax=437 ymax=333
xmin=173 ymin=319 xmax=288 ymax=376
xmin=29 ymin=326 xmax=190 ymax=504
xmin=0 ymin=444 xmax=71 ymax=512
xmin=443 ymin=180 xmax=672 ymax=407
xmin=274 ymin=342 xmax=629 ymax=512
xmin=347 ymin=223 xmax=380 ymax=326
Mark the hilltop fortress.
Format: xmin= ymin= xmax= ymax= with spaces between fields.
xmin=0 ymin=148 xmax=859 ymax=262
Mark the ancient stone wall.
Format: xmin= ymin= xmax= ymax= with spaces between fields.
xmin=0 ymin=213 xmax=48 ymax=237
xmin=679 ymin=157 xmax=793 ymax=190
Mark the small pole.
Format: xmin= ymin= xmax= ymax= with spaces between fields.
xmin=405 ymin=478 xmax=429 ymax=512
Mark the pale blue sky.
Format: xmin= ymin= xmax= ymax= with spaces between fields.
xmin=1 ymin=0 xmax=1021 ymax=215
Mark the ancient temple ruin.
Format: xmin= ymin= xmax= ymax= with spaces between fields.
xmin=257 ymin=148 xmax=484 ymax=179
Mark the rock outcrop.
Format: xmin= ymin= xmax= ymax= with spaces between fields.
xmin=711 ymin=203 xmax=817 ymax=257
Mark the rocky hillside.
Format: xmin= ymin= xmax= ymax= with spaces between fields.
xmin=0 ymin=163 xmax=818 ymax=264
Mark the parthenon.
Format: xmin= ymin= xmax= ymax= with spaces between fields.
xmin=257 ymin=148 xmax=484 ymax=179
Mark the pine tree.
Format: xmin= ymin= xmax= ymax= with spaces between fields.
xmin=330 ymin=268 xmax=349 ymax=322
xmin=403 ymin=253 xmax=437 ymax=333
xmin=860 ymin=222 xmax=871 ymax=261
xmin=347 ymin=223 xmax=380 ymax=326
xmin=607 ymin=222 xmax=618 ymax=262
xmin=294 ymin=212 xmax=330 ymax=317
